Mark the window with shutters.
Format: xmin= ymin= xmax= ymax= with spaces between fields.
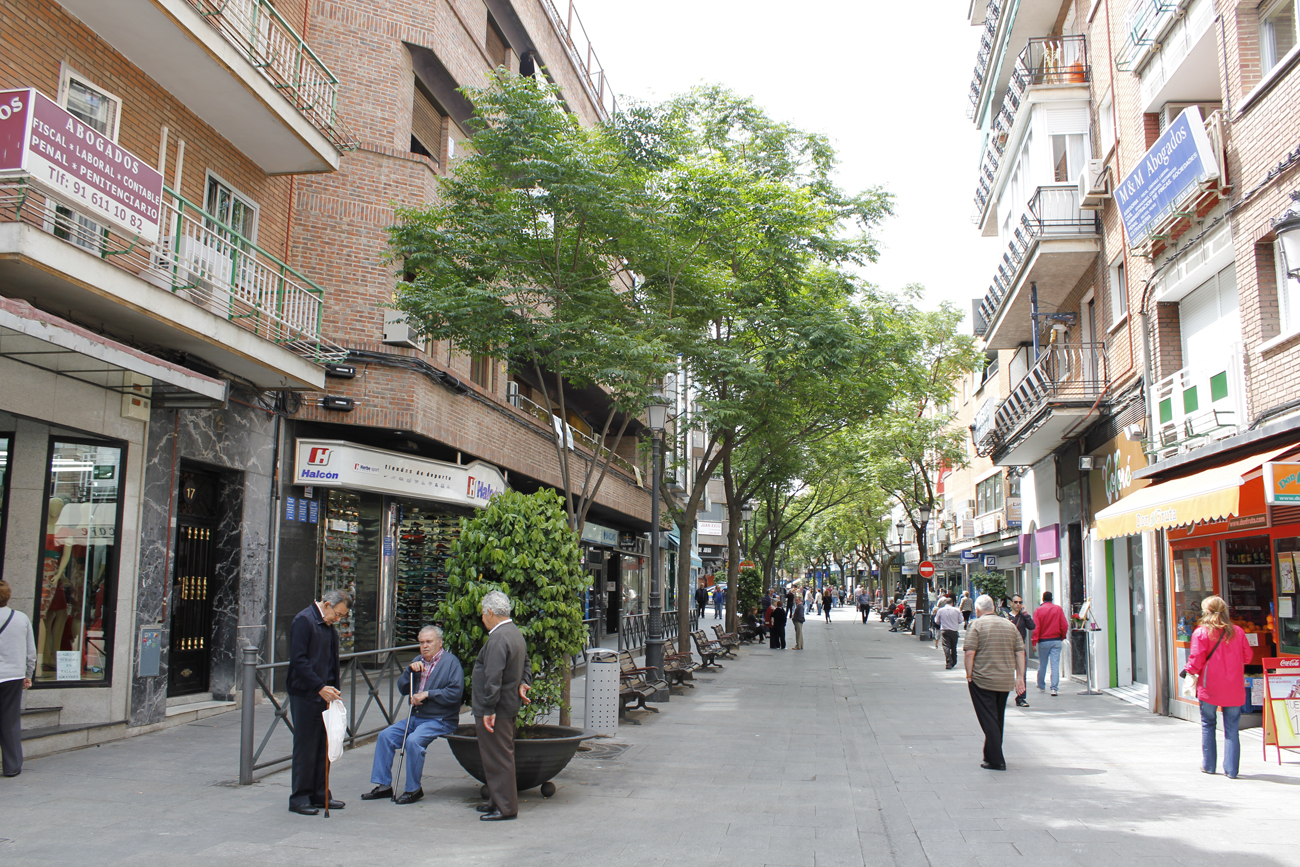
xmin=50 ymin=66 xmax=121 ymax=253
xmin=410 ymin=81 xmax=445 ymax=166
xmin=486 ymin=15 xmax=508 ymax=68
xmin=1178 ymin=264 xmax=1240 ymax=374
xmin=470 ymin=354 xmax=492 ymax=388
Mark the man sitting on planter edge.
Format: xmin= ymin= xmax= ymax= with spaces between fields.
xmin=362 ymin=625 xmax=464 ymax=804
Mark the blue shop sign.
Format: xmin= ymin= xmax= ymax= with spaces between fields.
xmin=1115 ymin=107 xmax=1220 ymax=246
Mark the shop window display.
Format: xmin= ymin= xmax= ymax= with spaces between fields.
xmin=36 ymin=440 xmax=122 ymax=683
xmin=1223 ymin=536 xmax=1276 ymax=662
xmin=0 ymin=434 xmax=11 ymax=563
xmin=394 ymin=506 xmax=461 ymax=645
xmin=1272 ymin=537 xmax=1300 ymax=654
xmin=321 ymin=491 xmax=381 ymax=654
xmin=1172 ymin=546 xmax=1214 ymax=643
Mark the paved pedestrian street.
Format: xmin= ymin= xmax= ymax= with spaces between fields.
xmin=2 ymin=608 xmax=1296 ymax=867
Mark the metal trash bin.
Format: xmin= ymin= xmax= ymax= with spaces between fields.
xmin=584 ymin=649 xmax=619 ymax=735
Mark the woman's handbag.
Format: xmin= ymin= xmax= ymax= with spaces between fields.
xmin=1179 ymin=629 xmax=1227 ymax=699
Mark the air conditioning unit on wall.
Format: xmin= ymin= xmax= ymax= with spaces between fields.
xmin=383 ymin=308 xmax=422 ymax=349
xmin=1078 ymin=159 xmax=1110 ymax=210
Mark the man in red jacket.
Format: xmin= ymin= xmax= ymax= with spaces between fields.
xmin=1031 ymin=591 xmax=1069 ymax=697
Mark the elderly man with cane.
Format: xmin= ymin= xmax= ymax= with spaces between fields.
xmin=964 ymin=594 xmax=1026 ymax=771
xmin=473 ymin=590 xmax=531 ymax=822
xmin=362 ymin=625 xmax=463 ymax=804
xmin=287 ymin=589 xmax=351 ymax=816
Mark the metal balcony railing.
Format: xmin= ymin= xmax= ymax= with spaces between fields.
xmin=0 ymin=177 xmax=346 ymax=365
xmin=187 ymin=0 xmax=355 ymax=150
xmin=1115 ymin=0 xmax=1179 ymax=70
xmin=967 ymin=0 xmax=1003 ymax=118
xmin=511 ymin=392 xmax=641 ymax=481
xmin=977 ymin=185 xmax=1100 ymax=330
xmin=538 ymin=0 xmax=619 ymax=120
xmin=991 ymin=342 xmax=1108 ymax=444
xmin=972 ymin=35 xmax=1090 ymax=220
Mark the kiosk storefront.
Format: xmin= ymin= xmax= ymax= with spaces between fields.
xmin=285 ymin=439 xmax=505 ymax=653
xmin=1095 ymin=444 xmax=1300 ymax=721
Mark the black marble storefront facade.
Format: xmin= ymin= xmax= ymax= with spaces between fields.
xmin=129 ymin=394 xmax=277 ymax=726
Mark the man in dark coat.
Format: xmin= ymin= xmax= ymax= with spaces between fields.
xmin=769 ymin=600 xmax=788 ymax=649
xmin=1006 ymin=594 xmax=1035 ymax=707
xmin=286 ymin=589 xmax=351 ymax=815
xmin=694 ymin=582 xmax=709 ymax=619
xmin=472 ymin=590 xmax=531 ymax=821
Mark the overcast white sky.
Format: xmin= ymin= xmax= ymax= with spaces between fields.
xmin=573 ymin=0 xmax=1003 ymax=324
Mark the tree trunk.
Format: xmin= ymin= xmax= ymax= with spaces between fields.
xmin=723 ymin=447 xmax=741 ymax=633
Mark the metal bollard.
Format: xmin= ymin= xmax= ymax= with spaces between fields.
xmin=239 ymin=645 xmax=258 ymax=785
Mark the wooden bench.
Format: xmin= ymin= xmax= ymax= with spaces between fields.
xmin=711 ymin=624 xmax=741 ymax=655
xmin=663 ymin=636 xmax=700 ymax=689
xmin=617 ymin=650 xmax=668 ymax=720
xmin=691 ymin=630 xmax=726 ymax=669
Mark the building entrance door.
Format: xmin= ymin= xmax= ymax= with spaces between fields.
xmin=168 ymin=468 xmax=220 ymax=697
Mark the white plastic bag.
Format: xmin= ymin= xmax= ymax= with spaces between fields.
xmin=322 ymin=699 xmax=347 ymax=763
xmin=1179 ymin=671 xmax=1198 ymax=700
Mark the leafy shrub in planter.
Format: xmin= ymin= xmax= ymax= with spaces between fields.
xmin=738 ymin=566 xmax=763 ymax=616
xmin=437 ymin=489 xmax=587 ymax=731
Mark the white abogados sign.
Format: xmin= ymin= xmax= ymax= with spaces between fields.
xmin=294 ymin=439 xmax=507 ymax=508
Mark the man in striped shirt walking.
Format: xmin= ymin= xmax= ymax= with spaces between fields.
xmin=964 ymin=595 xmax=1026 ymax=771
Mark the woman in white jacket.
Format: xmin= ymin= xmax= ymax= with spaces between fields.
xmin=0 ymin=579 xmax=39 ymax=777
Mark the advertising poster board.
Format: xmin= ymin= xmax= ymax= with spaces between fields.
xmin=1261 ymin=657 xmax=1300 ymax=763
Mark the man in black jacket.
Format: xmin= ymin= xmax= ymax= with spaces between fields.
xmin=472 ymin=590 xmax=530 ymax=822
xmin=694 ymin=582 xmax=709 ymax=619
xmin=286 ymin=589 xmax=351 ymax=816
xmin=1007 ymin=595 xmax=1035 ymax=707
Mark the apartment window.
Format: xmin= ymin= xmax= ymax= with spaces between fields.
xmin=486 ymin=15 xmax=508 ymax=68
xmin=1052 ymin=133 xmax=1085 ymax=183
xmin=1262 ymin=0 xmax=1299 ymax=75
xmin=976 ymin=474 xmax=1003 ymax=516
xmin=981 ymin=351 xmax=999 ymax=385
xmin=1097 ymin=90 xmax=1116 ymax=153
xmin=1110 ymin=257 xmax=1128 ymax=325
xmin=51 ymin=67 xmax=121 ymax=252
xmin=205 ymin=174 xmax=258 ymax=241
xmin=470 ymin=353 xmax=492 ymax=388
xmin=411 ymin=81 xmax=445 ymax=165
xmin=1275 ymin=239 xmax=1300 ymax=335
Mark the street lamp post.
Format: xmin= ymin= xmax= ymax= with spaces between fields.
xmin=895 ymin=519 xmax=906 ymax=600
xmin=645 ymin=397 xmax=669 ymax=684
xmin=915 ymin=503 xmax=932 ymax=642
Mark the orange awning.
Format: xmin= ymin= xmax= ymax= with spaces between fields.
xmin=1094 ymin=446 xmax=1294 ymax=540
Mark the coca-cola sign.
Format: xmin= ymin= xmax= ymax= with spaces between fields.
xmin=0 ymin=88 xmax=163 ymax=243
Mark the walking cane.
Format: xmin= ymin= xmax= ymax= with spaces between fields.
xmin=391 ymin=673 xmax=417 ymax=801
xmin=324 ymin=755 xmax=331 ymax=819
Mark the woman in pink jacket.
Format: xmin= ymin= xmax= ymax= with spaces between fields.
xmin=1183 ymin=595 xmax=1253 ymax=778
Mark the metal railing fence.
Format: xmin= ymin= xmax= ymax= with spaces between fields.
xmin=0 ymin=178 xmax=346 ymax=365
xmin=239 ymin=643 xmax=417 ymax=785
xmin=187 ymin=0 xmax=355 ymax=149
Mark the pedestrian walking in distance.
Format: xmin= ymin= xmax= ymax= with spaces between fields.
xmin=362 ymin=625 xmax=463 ymax=804
xmin=1006 ymin=595 xmax=1035 ymax=707
xmin=713 ymin=585 xmax=724 ymax=620
xmin=964 ymin=594 xmax=1026 ymax=771
xmin=473 ymin=590 xmax=531 ymax=821
xmin=694 ymin=581 xmax=709 ymax=620
xmin=822 ymin=588 xmax=833 ymax=622
xmin=934 ymin=596 xmax=964 ymax=670
xmin=1031 ymin=591 xmax=1068 ymax=697
xmin=287 ymin=589 xmax=351 ymax=815
xmin=0 ymin=580 xmax=37 ymax=778
xmin=770 ymin=599 xmax=788 ymax=649
xmin=856 ymin=586 xmax=870 ymax=623
xmin=791 ymin=595 xmax=805 ymax=650
xmin=1184 ymin=595 xmax=1253 ymax=778
xmin=959 ymin=591 xmax=974 ymax=630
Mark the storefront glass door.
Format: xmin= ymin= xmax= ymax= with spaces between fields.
xmin=1127 ymin=536 xmax=1147 ymax=684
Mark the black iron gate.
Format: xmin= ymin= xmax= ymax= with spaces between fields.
xmin=169 ymin=469 xmax=219 ymax=696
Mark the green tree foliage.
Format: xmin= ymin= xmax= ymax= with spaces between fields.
xmin=389 ymin=73 xmax=674 ymax=534
xmin=737 ymin=566 xmax=763 ymax=617
xmin=437 ymin=490 xmax=587 ymax=730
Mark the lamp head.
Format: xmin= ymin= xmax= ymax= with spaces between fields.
xmin=646 ymin=395 xmax=669 ymax=433
xmin=1275 ymin=208 xmax=1300 ymax=280
xmin=918 ymin=505 xmax=932 ymax=524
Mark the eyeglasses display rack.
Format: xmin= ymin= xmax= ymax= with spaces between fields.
xmin=395 ymin=506 xmax=462 ymax=645
xmin=321 ymin=491 xmax=361 ymax=653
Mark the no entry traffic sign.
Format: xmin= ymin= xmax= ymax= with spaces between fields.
xmin=918 ymin=561 xmax=935 ymax=579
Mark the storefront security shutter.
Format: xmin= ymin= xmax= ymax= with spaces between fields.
xmin=411 ymin=86 xmax=444 ymax=161
xmin=1045 ymin=106 xmax=1089 ymax=135
xmin=1179 ymin=263 xmax=1238 ymax=373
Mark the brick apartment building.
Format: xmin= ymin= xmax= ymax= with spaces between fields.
xmin=268 ymin=0 xmax=656 ymax=662
xmin=951 ymin=0 xmax=1300 ymax=721
xmin=0 ymin=0 xmax=348 ymax=749
xmin=0 ymin=0 xmax=655 ymax=755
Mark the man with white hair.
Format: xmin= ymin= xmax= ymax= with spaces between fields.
xmin=963 ymin=594 xmax=1026 ymax=771
xmin=362 ymin=625 xmax=464 ymax=804
xmin=472 ymin=590 xmax=530 ymax=821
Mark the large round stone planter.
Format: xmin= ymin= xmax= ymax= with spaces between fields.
xmin=444 ymin=724 xmax=590 ymax=797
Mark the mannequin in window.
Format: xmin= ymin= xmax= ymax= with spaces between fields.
xmin=39 ymin=497 xmax=71 ymax=673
